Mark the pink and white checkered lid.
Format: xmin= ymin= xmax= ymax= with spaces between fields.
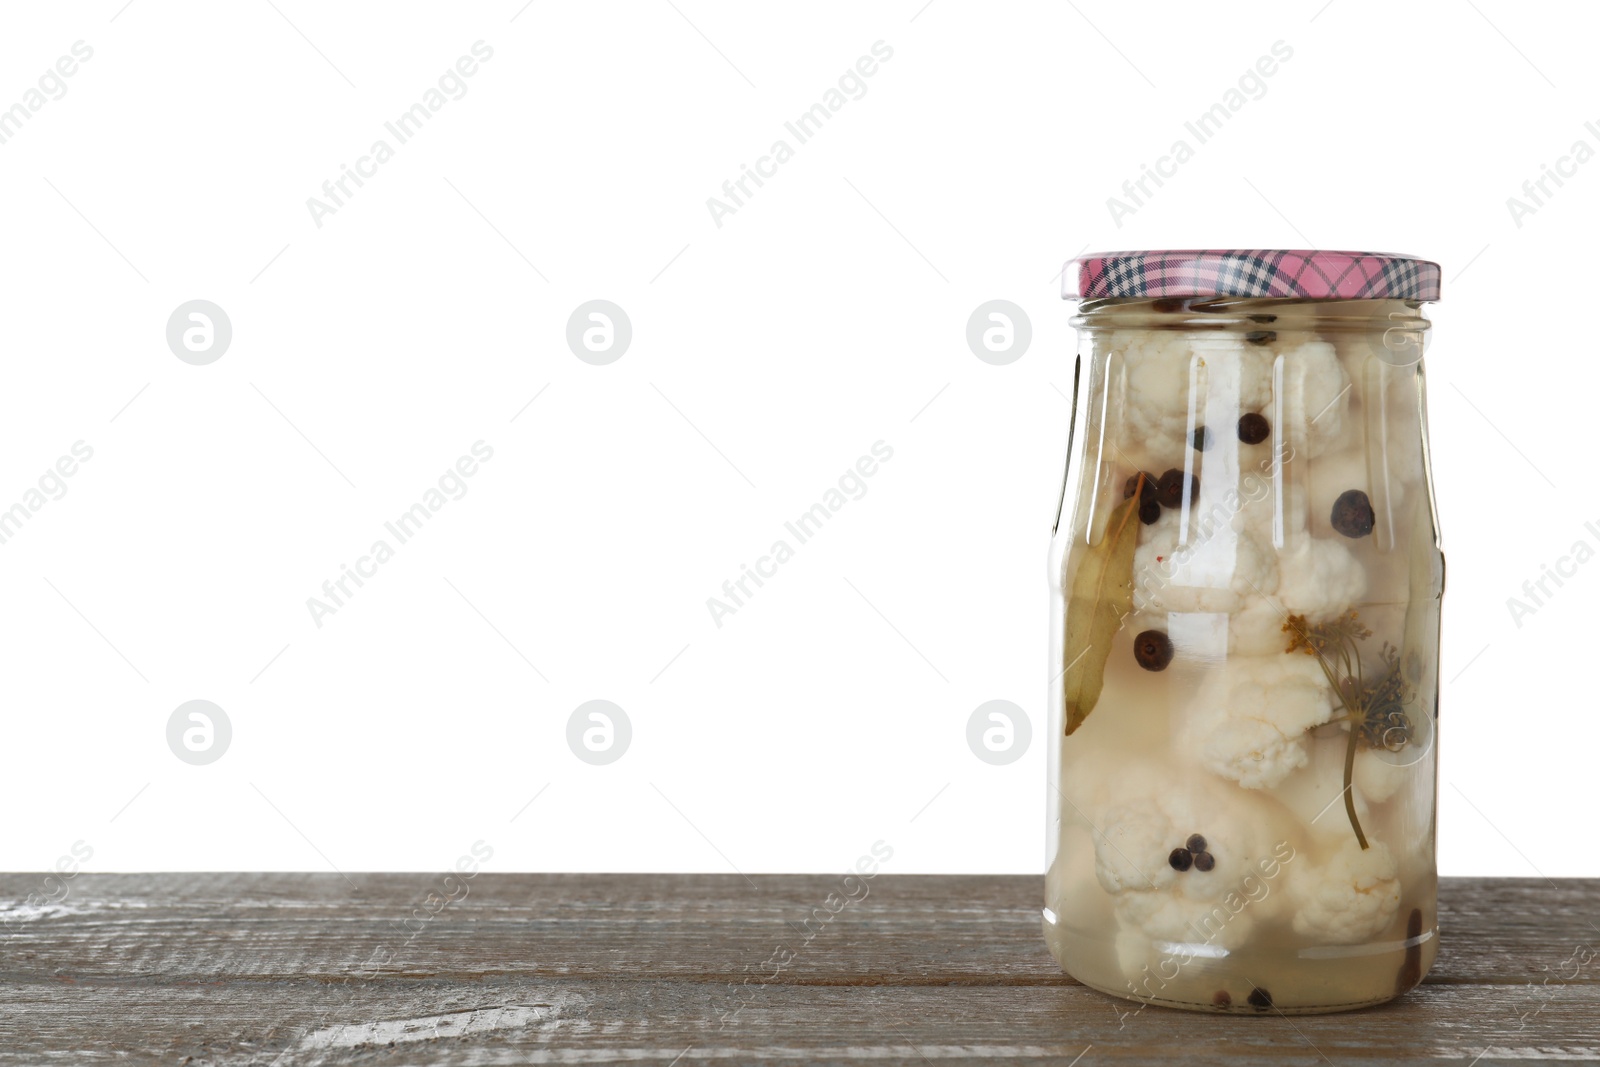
xmin=1065 ymin=250 xmax=1440 ymax=302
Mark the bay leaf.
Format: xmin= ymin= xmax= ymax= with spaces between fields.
xmin=1063 ymin=487 xmax=1143 ymax=736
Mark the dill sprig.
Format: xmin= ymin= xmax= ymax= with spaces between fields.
xmin=1283 ymin=612 xmax=1413 ymax=849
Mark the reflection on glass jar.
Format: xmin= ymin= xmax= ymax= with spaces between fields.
xmin=1046 ymin=251 xmax=1444 ymax=1015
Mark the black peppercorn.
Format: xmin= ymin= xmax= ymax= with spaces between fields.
xmin=1213 ymin=990 xmax=1232 ymax=1008
xmin=1330 ymin=488 xmax=1376 ymax=538
xmin=1248 ymin=314 xmax=1277 ymax=324
xmin=1186 ymin=834 xmax=1207 ymax=853
xmin=1123 ymin=471 xmax=1158 ymax=503
xmin=1156 ymin=468 xmax=1198 ymax=508
xmin=1237 ymin=412 xmax=1270 ymax=445
xmin=1193 ymin=851 xmax=1215 ymax=872
xmin=1168 ymin=847 xmax=1193 ymax=872
xmin=1192 ymin=425 xmax=1214 ymax=452
xmin=1247 ymin=987 xmax=1273 ymax=1010
xmin=1245 ymin=330 xmax=1277 ymax=345
xmin=1152 ymin=297 xmax=1185 ymax=313
xmin=1133 ymin=630 xmax=1174 ymax=671
xmin=1138 ymin=499 xmax=1161 ymax=525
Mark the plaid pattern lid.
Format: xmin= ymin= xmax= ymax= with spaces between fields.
xmin=1065 ymin=250 xmax=1440 ymax=302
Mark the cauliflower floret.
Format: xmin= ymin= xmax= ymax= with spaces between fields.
xmin=1281 ymin=341 xmax=1353 ymax=458
xmin=1179 ymin=654 xmax=1335 ymax=789
xmin=1352 ymin=747 xmax=1410 ymax=805
xmin=1224 ymin=536 xmax=1365 ymax=655
xmin=1094 ymin=805 xmax=1180 ymax=894
xmin=1091 ymin=765 xmax=1289 ymax=898
xmin=1089 ymin=764 xmax=1292 ymax=957
xmin=1133 ymin=508 xmax=1279 ymax=617
xmin=1275 ymin=537 xmax=1367 ymax=619
xmin=1227 ymin=598 xmax=1293 ymax=656
xmin=1290 ymin=838 xmax=1402 ymax=944
xmin=1111 ymin=331 xmax=1271 ymax=464
xmin=1195 ymin=340 xmax=1276 ymax=446
xmin=1197 ymin=717 xmax=1311 ymax=790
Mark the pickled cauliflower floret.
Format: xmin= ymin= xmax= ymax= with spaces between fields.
xmin=1089 ymin=766 xmax=1295 ymax=955
xmin=1275 ymin=537 xmax=1367 ymax=619
xmin=1133 ymin=508 xmax=1279 ymax=616
xmin=1094 ymin=805 xmax=1181 ymax=894
xmin=1290 ymin=838 xmax=1402 ymax=944
xmin=1091 ymin=765 xmax=1289 ymax=906
xmin=1227 ymin=598 xmax=1294 ymax=656
xmin=1179 ymin=654 xmax=1335 ymax=789
xmin=1111 ymin=331 xmax=1271 ymax=463
xmin=1353 ymin=747 xmax=1410 ymax=805
xmin=1224 ymin=536 xmax=1365 ymax=655
xmin=1115 ymin=888 xmax=1259 ymax=951
xmin=1281 ymin=341 xmax=1353 ymax=457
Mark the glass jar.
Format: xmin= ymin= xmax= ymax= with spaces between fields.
xmin=1044 ymin=250 xmax=1444 ymax=1015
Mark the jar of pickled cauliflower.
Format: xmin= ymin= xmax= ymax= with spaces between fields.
xmin=1045 ymin=250 xmax=1444 ymax=1015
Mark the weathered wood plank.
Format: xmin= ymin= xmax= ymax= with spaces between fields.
xmin=3 ymin=980 xmax=1599 ymax=1065
xmin=2 ymin=875 xmax=1596 ymax=1066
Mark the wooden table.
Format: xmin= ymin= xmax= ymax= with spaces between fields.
xmin=3 ymin=874 xmax=1596 ymax=1064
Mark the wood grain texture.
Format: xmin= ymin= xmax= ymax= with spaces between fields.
xmin=2 ymin=874 xmax=1597 ymax=1065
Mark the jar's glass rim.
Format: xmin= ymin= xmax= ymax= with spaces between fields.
xmin=1069 ymin=297 xmax=1432 ymax=349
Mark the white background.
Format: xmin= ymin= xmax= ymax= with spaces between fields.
xmin=1 ymin=0 xmax=1594 ymax=878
